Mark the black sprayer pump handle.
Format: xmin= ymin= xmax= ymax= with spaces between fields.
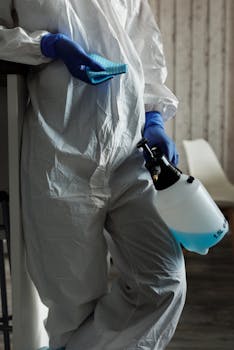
xmin=137 ymin=138 xmax=161 ymax=179
xmin=137 ymin=138 xmax=181 ymax=190
xmin=137 ymin=138 xmax=154 ymax=158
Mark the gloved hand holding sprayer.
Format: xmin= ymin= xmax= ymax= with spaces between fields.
xmin=139 ymin=111 xmax=229 ymax=255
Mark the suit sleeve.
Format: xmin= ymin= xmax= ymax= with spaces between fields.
xmin=0 ymin=25 xmax=51 ymax=65
xmin=126 ymin=0 xmax=178 ymax=120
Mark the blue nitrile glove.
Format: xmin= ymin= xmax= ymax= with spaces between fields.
xmin=40 ymin=33 xmax=127 ymax=84
xmin=143 ymin=111 xmax=179 ymax=166
xmin=40 ymin=33 xmax=105 ymax=84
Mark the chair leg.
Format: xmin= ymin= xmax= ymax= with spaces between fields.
xmin=0 ymin=192 xmax=11 ymax=349
xmin=1 ymin=197 xmax=11 ymax=270
xmin=0 ymin=239 xmax=11 ymax=350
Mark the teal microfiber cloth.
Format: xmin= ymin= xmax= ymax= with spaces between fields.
xmin=86 ymin=53 xmax=127 ymax=84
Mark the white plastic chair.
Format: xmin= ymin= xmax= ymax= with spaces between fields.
xmin=183 ymin=138 xmax=234 ymax=252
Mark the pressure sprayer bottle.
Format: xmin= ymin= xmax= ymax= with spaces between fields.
xmin=137 ymin=138 xmax=229 ymax=255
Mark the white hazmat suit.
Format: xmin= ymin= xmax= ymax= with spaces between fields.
xmin=0 ymin=0 xmax=186 ymax=349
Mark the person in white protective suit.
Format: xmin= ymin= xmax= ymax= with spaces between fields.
xmin=0 ymin=1 xmax=186 ymax=349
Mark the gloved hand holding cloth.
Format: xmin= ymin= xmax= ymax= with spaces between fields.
xmin=143 ymin=111 xmax=179 ymax=166
xmin=40 ymin=33 xmax=127 ymax=84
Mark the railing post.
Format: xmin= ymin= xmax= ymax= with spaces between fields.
xmin=7 ymin=74 xmax=48 ymax=350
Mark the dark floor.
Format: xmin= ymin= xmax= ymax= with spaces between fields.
xmin=0 ymin=235 xmax=233 ymax=350
xmin=167 ymin=234 xmax=234 ymax=350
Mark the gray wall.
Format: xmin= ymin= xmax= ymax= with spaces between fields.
xmin=149 ymin=0 xmax=234 ymax=182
